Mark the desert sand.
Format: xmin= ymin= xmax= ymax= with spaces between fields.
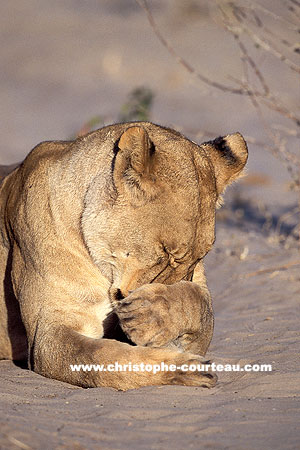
xmin=1 ymin=228 xmax=299 ymax=449
xmin=0 ymin=1 xmax=299 ymax=449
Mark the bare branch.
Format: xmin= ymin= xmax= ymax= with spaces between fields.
xmin=218 ymin=3 xmax=300 ymax=126
xmin=287 ymin=0 xmax=300 ymax=8
xmin=236 ymin=38 xmax=269 ymax=95
xmin=244 ymin=0 xmax=300 ymax=31
xmin=220 ymin=6 xmax=300 ymax=186
xmin=240 ymin=260 xmax=300 ymax=278
xmin=219 ymin=1 xmax=300 ymax=74
xmin=136 ymin=0 xmax=252 ymax=95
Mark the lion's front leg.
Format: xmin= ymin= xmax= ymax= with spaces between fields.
xmin=115 ymin=280 xmax=214 ymax=356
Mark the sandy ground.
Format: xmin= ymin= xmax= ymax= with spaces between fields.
xmin=0 ymin=1 xmax=300 ymax=449
xmin=1 ymin=231 xmax=299 ymax=449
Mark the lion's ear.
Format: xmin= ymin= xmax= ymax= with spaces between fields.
xmin=202 ymin=132 xmax=248 ymax=197
xmin=113 ymin=126 xmax=156 ymax=202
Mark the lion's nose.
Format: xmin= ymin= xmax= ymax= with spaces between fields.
xmin=115 ymin=289 xmax=125 ymax=301
xmin=110 ymin=288 xmax=125 ymax=303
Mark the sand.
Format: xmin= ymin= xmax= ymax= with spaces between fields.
xmin=1 ymin=228 xmax=299 ymax=449
xmin=0 ymin=1 xmax=299 ymax=448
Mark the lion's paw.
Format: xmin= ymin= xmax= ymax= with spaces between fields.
xmin=115 ymin=286 xmax=177 ymax=347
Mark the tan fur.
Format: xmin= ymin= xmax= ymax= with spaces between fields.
xmin=0 ymin=122 xmax=247 ymax=389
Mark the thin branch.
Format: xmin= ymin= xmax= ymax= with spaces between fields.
xmin=241 ymin=24 xmax=300 ymax=74
xmin=231 ymin=3 xmax=300 ymax=73
xmin=236 ymin=38 xmax=269 ymax=95
xmin=177 ymin=126 xmax=298 ymax=156
xmin=288 ymin=0 xmax=300 ymax=8
xmin=285 ymin=0 xmax=300 ymax=20
xmin=221 ymin=2 xmax=300 ymax=74
xmin=137 ymin=0 xmax=300 ymax=126
xmin=240 ymin=260 xmax=300 ymax=278
xmin=228 ymin=62 xmax=300 ymax=126
xmin=245 ymin=79 xmax=299 ymax=184
xmin=275 ymin=206 xmax=300 ymax=235
xmin=136 ymin=0 xmax=253 ymax=96
xmin=244 ymin=0 xmax=300 ymax=31
xmin=228 ymin=20 xmax=300 ymax=185
xmin=218 ymin=4 xmax=300 ymax=126
xmin=271 ymin=124 xmax=300 ymax=138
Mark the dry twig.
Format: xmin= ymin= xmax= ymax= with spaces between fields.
xmin=240 ymin=260 xmax=300 ymax=278
xmin=136 ymin=0 xmax=255 ymax=95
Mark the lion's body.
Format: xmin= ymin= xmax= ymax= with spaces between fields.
xmin=0 ymin=122 xmax=247 ymax=389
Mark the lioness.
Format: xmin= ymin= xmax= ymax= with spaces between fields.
xmin=0 ymin=122 xmax=247 ymax=390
